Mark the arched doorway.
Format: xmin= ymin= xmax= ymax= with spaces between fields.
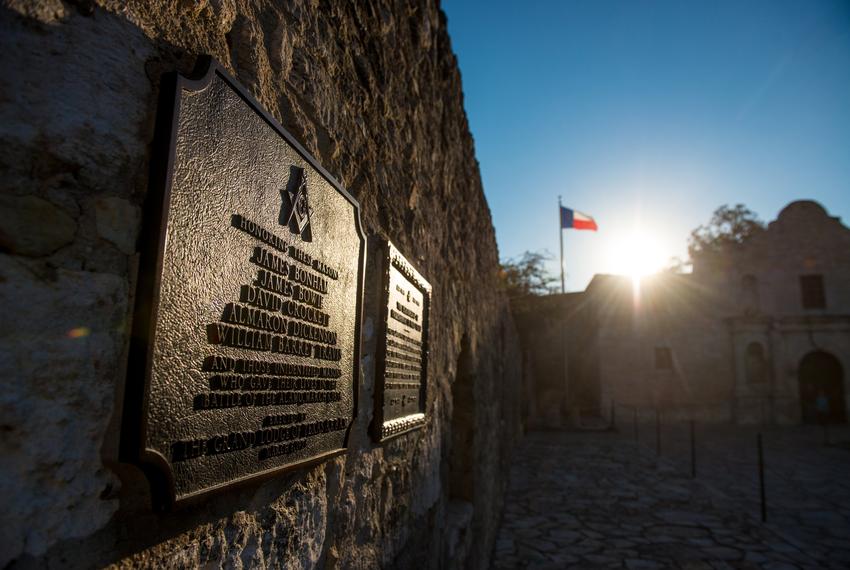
xmin=798 ymin=351 xmax=846 ymax=424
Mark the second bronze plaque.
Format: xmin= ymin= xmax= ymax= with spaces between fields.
xmin=371 ymin=241 xmax=431 ymax=441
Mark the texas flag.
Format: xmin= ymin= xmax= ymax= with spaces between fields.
xmin=560 ymin=206 xmax=598 ymax=231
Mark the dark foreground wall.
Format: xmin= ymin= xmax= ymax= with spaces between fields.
xmin=0 ymin=2 xmax=523 ymax=567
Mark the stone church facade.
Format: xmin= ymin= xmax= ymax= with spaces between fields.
xmin=519 ymin=201 xmax=850 ymax=426
xmin=593 ymin=200 xmax=850 ymax=424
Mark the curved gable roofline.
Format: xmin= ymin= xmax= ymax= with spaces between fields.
xmin=770 ymin=199 xmax=845 ymax=230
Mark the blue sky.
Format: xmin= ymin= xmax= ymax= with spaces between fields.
xmin=442 ymin=0 xmax=850 ymax=291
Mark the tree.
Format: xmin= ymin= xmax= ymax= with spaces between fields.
xmin=663 ymin=256 xmax=691 ymax=274
xmin=687 ymin=204 xmax=765 ymax=260
xmin=499 ymin=251 xmax=558 ymax=299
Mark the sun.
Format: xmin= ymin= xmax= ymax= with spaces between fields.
xmin=610 ymin=231 xmax=667 ymax=281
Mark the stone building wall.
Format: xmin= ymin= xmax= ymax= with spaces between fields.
xmin=511 ymin=293 xmax=599 ymax=428
xmin=0 ymin=1 xmax=523 ymax=568
xmin=588 ymin=201 xmax=850 ymax=425
xmin=591 ymin=274 xmax=737 ymax=422
xmin=518 ymin=200 xmax=850 ymax=427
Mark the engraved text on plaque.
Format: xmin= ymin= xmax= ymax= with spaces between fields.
xmin=371 ymin=241 xmax=431 ymax=441
xmin=122 ymin=58 xmax=365 ymax=506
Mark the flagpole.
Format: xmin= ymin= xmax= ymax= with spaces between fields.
xmin=559 ymin=195 xmax=565 ymax=294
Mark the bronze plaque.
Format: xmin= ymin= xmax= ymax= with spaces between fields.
xmin=122 ymin=57 xmax=365 ymax=507
xmin=371 ymin=241 xmax=431 ymax=441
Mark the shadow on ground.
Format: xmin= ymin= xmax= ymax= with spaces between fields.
xmin=491 ymin=425 xmax=850 ymax=569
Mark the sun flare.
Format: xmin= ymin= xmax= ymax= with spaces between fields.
xmin=610 ymin=231 xmax=667 ymax=281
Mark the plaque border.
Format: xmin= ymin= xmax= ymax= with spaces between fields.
xmin=370 ymin=240 xmax=432 ymax=442
xmin=120 ymin=56 xmax=366 ymax=509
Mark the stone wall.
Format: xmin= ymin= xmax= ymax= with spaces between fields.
xmin=0 ymin=1 xmax=523 ymax=568
xmin=590 ymin=274 xmax=737 ymax=422
xmin=514 ymin=275 xmax=737 ymax=429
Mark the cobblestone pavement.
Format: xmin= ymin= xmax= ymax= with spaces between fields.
xmin=653 ymin=423 xmax=850 ymax=567
xmin=491 ymin=428 xmax=850 ymax=569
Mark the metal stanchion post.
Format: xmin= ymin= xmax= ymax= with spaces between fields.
xmin=633 ymin=408 xmax=638 ymax=443
xmin=690 ymin=419 xmax=696 ymax=478
xmin=656 ymin=408 xmax=661 ymax=457
xmin=758 ymin=432 xmax=767 ymax=522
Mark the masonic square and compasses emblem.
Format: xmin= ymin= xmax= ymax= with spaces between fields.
xmin=280 ymin=166 xmax=313 ymax=241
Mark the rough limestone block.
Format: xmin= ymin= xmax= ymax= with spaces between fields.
xmin=0 ymin=254 xmax=127 ymax=564
xmin=94 ymin=196 xmax=140 ymax=254
xmin=0 ymin=195 xmax=76 ymax=256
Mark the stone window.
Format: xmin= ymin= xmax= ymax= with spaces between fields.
xmin=655 ymin=347 xmax=673 ymax=370
xmin=800 ymin=274 xmax=826 ymax=309
xmin=745 ymin=342 xmax=767 ymax=384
